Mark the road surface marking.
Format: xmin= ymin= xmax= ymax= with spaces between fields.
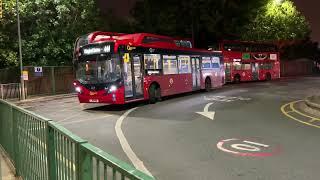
xmin=196 ymin=103 xmax=215 ymax=120
xmin=281 ymin=101 xmax=320 ymax=129
xmin=115 ymin=108 xmax=153 ymax=177
xmin=204 ymin=95 xmax=251 ymax=102
xmin=289 ymin=101 xmax=320 ymax=121
xmin=309 ymin=119 xmax=320 ymax=123
xmin=57 ymin=113 xmax=83 ymax=123
xmin=60 ymin=115 xmax=113 ymax=125
xmin=244 ymin=141 xmax=269 ymax=148
xmin=217 ymin=138 xmax=278 ymax=157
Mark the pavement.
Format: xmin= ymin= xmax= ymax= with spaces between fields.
xmin=12 ymin=76 xmax=320 ymax=180
xmin=0 ymin=148 xmax=16 ymax=180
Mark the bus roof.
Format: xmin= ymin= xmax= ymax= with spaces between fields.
xmin=117 ymin=33 xmax=211 ymax=53
xmin=88 ymin=31 xmax=126 ymax=43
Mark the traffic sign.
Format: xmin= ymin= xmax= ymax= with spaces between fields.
xmin=34 ymin=67 xmax=43 ymax=73
xmin=22 ymin=71 xmax=29 ymax=81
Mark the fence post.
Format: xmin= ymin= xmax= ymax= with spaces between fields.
xmin=46 ymin=122 xmax=57 ymax=180
xmin=78 ymin=144 xmax=92 ymax=180
xmin=51 ymin=67 xmax=56 ymax=95
xmin=1 ymin=84 xmax=3 ymax=99
xmin=11 ymin=106 xmax=20 ymax=177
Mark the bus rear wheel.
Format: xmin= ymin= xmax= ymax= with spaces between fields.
xmin=205 ymin=78 xmax=212 ymax=92
xmin=266 ymin=73 xmax=272 ymax=81
xmin=234 ymin=74 xmax=241 ymax=84
xmin=149 ymin=84 xmax=161 ymax=104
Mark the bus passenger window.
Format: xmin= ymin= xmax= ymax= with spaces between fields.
xmin=178 ymin=56 xmax=191 ymax=74
xmin=211 ymin=57 xmax=220 ymax=68
xmin=144 ymin=54 xmax=161 ymax=70
xmin=163 ymin=55 xmax=178 ymax=74
xmin=233 ymin=62 xmax=241 ymax=70
xmin=202 ymin=57 xmax=211 ymax=69
xmin=242 ymin=63 xmax=251 ymax=70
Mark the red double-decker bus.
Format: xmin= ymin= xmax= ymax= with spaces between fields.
xmin=209 ymin=40 xmax=280 ymax=83
xmin=73 ymin=32 xmax=224 ymax=104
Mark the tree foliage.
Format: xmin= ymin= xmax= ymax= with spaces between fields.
xmin=241 ymin=0 xmax=310 ymax=41
xmin=131 ymin=0 xmax=267 ymax=47
xmin=0 ymin=0 xmax=104 ymax=68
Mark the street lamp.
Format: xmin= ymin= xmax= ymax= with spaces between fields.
xmin=16 ymin=0 xmax=25 ymax=100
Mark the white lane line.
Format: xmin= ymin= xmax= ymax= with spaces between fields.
xmin=57 ymin=112 xmax=84 ymax=123
xmin=60 ymin=115 xmax=113 ymax=125
xmin=115 ymin=108 xmax=153 ymax=177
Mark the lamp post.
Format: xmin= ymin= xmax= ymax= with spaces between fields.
xmin=16 ymin=0 xmax=25 ymax=100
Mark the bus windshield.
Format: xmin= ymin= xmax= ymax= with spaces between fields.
xmin=76 ymin=55 xmax=121 ymax=84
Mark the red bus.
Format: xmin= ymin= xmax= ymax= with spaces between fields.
xmin=209 ymin=40 xmax=280 ymax=83
xmin=73 ymin=32 xmax=225 ymax=104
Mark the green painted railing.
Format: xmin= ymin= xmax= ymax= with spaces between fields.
xmin=0 ymin=100 xmax=154 ymax=180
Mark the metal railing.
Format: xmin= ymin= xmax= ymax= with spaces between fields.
xmin=0 ymin=83 xmax=21 ymax=100
xmin=0 ymin=100 xmax=154 ymax=180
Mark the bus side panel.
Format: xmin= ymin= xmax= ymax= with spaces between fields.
xmin=202 ymin=69 xmax=224 ymax=88
xmin=143 ymin=74 xmax=193 ymax=98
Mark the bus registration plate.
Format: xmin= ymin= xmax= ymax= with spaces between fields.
xmin=89 ymin=99 xmax=99 ymax=103
xmin=90 ymin=91 xmax=98 ymax=96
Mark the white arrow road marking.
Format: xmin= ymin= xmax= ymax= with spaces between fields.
xmin=115 ymin=107 xmax=153 ymax=177
xmin=196 ymin=103 xmax=216 ymax=120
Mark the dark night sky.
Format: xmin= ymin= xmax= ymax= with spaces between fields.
xmin=98 ymin=0 xmax=319 ymax=43
xmin=292 ymin=0 xmax=319 ymax=43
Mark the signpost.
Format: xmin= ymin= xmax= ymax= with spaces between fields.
xmin=16 ymin=0 xmax=25 ymax=100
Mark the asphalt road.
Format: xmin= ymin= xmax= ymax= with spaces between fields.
xmin=18 ymin=76 xmax=320 ymax=180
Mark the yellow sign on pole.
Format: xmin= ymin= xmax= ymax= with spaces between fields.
xmin=123 ymin=53 xmax=130 ymax=63
xmin=22 ymin=71 xmax=28 ymax=81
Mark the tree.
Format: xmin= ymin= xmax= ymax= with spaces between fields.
xmin=131 ymin=0 xmax=267 ymax=47
xmin=0 ymin=0 xmax=105 ymax=68
xmin=241 ymin=0 xmax=310 ymax=41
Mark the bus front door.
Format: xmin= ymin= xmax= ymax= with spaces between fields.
xmin=251 ymin=62 xmax=259 ymax=81
xmin=123 ymin=53 xmax=143 ymax=99
xmin=132 ymin=55 xmax=143 ymax=97
xmin=192 ymin=57 xmax=201 ymax=89
xmin=224 ymin=63 xmax=231 ymax=82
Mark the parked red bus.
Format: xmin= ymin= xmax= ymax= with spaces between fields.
xmin=209 ymin=40 xmax=280 ymax=83
xmin=73 ymin=32 xmax=224 ymax=104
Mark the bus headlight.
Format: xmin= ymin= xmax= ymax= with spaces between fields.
xmin=108 ymin=85 xmax=118 ymax=93
xmin=75 ymin=87 xmax=82 ymax=93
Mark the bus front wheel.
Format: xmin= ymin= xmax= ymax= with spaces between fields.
xmin=149 ymin=84 xmax=161 ymax=104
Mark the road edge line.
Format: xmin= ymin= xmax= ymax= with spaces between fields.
xmin=115 ymin=107 xmax=153 ymax=177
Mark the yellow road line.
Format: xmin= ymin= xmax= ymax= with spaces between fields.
xmin=310 ymin=119 xmax=320 ymax=123
xmin=289 ymin=101 xmax=320 ymax=121
xmin=280 ymin=102 xmax=320 ymax=129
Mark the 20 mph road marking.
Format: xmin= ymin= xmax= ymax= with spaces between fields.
xmin=115 ymin=108 xmax=153 ymax=177
xmin=217 ymin=138 xmax=279 ymax=157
